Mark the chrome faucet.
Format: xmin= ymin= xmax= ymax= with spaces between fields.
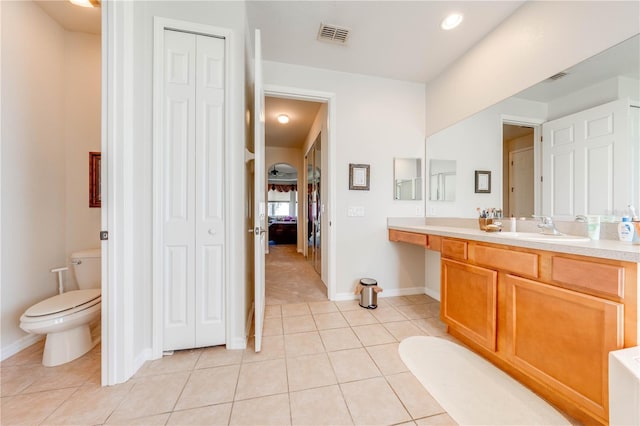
xmin=532 ymin=215 xmax=563 ymax=235
xmin=575 ymin=215 xmax=587 ymax=222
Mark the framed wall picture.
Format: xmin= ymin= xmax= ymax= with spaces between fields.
xmin=89 ymin=152 xmax=101 ymax=208
xmin=474 ymin=170 xmax=491 ymax=193
xmin=349 ymin=163 xmax=370 ymax=190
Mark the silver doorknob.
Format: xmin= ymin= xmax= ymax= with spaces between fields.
xmin=208 ymin=229 xmax=216 ymax=235
xmin=253 ymin=226 xmax=266 ymax=236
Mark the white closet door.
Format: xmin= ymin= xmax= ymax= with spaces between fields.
xmin=162 ymin=30 xmax=225 ymax=351
xmin=194 ymin=35 xmax=225 ymax=347
xmin=542 ymin=99 xmax=630 ymax=219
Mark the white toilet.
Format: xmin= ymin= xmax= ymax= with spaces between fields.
xmin=20 ymin=248 xmax=101 ymax=367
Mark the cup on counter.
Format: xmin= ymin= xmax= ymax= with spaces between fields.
xmin=478 ymin=218 xmax=493 ymax=231
xmin=586 ymin=215 xmax=601 ymax=240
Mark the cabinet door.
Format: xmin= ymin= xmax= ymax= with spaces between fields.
xmin=504 ymin=275 xmax=623 ymax=421
xmin=441 ymin=259 xmax=498 ymax=351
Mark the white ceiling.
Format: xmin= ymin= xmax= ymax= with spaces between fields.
xmin=515 ymin=34 xmax=640 ymax=102
xmin=35 ymin=0 xmax=101 ymax=35
xmin=247 ymin=1 xmax=525 ymax=83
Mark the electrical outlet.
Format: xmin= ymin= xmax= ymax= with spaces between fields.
xmin=429 ymin=206 xmax=436 ymax=216
xmin=415 ymin=206 xmax=422 ymax=216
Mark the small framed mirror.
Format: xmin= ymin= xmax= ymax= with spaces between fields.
xmin=393 ymin=158 xmax=422 ymax=200
xmin=429 ymin=159 xmax=456 ymax=201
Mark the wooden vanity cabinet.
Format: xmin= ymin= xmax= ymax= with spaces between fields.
xmin=388 ymin=229 xmax=427 ymax=247
xmin=441 ymin=259 xmax=497 ymax=351
xmin=436 ymin=237 xmax=633 ymax=425
xmin=504 ymin=274 xmax=623 ymax=421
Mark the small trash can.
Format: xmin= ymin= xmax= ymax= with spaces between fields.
xmin=359 ymin=278 xmax=378 ymax=309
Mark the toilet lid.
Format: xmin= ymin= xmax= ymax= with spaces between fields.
xmin=24 ymin=289 xmax=101 ymax=317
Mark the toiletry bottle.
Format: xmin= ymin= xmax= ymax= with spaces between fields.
xmin=509 ymin=217 xmax=516 ymax=232
xmin=618 ymin=216 xmax=634 ymax=242
xmin=632 ymin=220 xmax=640 ymax=245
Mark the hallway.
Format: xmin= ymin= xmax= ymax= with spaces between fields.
xmin=266 ymin=245 xmax=326 ymax=305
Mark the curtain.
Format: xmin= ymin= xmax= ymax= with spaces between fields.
xmin=269 ymin=184 xmax=297 ymax=192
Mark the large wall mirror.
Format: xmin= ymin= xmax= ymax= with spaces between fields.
xmin=426 ymin=34 xmax=639 ymax=218
xmin=394 ymin=158 xmax=422 ymax=200
xmin=429 ymin=159 xmax=456 ymax=201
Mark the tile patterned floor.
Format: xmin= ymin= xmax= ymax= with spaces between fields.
xmin=2 ymin=245 xmax=458 ymax=425
xmin=1 ymin=296 xmax=458 ymax=425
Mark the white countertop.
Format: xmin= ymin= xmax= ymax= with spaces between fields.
xmin=388 ymin=217 xmax=640 ymax=263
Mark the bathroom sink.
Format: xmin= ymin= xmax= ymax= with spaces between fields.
xmin=492 ymin=232 xmax=591 ymax=243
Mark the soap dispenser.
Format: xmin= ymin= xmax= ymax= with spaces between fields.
xmin=618 ymin=216 xmax=634 ymax=242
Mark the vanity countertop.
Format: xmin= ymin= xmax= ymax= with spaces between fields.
xmin=388 ymin=217 xmax=640 ymax=263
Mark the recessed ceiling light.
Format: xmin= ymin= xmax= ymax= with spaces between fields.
xmin=441 ymin=13 xmax=463 ymax=30
xmin=277 ymin=114 xmax=290 ymax=124
xmin=69 ymin=0 xmax=100 ymax=7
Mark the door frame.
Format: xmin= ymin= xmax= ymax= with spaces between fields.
xmin=264 ymin=85 xmax=336 ymax=300
xmin=151 ymin=18 xmax=233 ymax=359
xmin=501 ymin=115 xmax=544 ymax=216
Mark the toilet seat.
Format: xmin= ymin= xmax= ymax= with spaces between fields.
xmin=21 ymin=289 xmax=101 ymax=323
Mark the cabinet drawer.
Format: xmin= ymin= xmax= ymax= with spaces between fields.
xmin=474 ymin=245 xmax=538 ymax=279
xmin=441 ymin=239 xmax=467 ymax=260
xmin=552 ymin=256 xmax=624 ymax=299
xmin=388 ymin=229 xmax=427 ymax=247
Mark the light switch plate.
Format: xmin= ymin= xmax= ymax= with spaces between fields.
xmin=348 ymin=206 xmax=365 ymax=217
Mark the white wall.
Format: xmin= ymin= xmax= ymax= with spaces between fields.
xmin=425 ymin=1 xmax=640 ymax=136
xmin=426 ymin=97 xmax=547 ymax=219
xmin=64 ymin=32 xmax=102 ymax=289
xmin=0 ymin=1 xmax=101 ymax=358
xmin=263 ymin=61 xmax=426 ymax=297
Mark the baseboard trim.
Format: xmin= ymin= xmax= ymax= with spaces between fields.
xmin=424 ymin=286 xmax=441 ymax=301
xmin=227 ymin=336 xmax=247 ymax=350
xmin=332 ymin=286 xmax=427 ymax=302
xmin=133 ymin=348 xmax=153 ymax=373
xmin=1 ymin=334 xmax=44 ymax=362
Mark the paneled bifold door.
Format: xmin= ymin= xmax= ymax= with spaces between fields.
xmin=542 ymin=99 xmax=630 ymax=218
xmin=162 ymin=29 xmax=226 ymax=351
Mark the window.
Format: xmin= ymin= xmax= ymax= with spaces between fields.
xmin=268 ymin=190 xmax=297 ymax=218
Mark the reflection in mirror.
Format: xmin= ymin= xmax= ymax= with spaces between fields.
xmin=503 ymin=124 xmax=534 ymax=218
xmin=426 ymin=34 xmax=639 ymax=218
xmin=394 ymin=158 xmax=422 ymax=200
xmin=429 ymin=159 xmax=456 ymax=201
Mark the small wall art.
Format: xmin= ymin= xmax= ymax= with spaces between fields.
xmin=474 ymin=170 xmax=491 ymax=193
xmin=349 ymin=163 xmax=370 ymax=190
xmin=89 ymin=152 xmax=101 ymax=208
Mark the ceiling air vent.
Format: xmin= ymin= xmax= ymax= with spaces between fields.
xmin=317 ymin=23 xmax=350 ymax=45
xmin=546 ymin=71 xmax=568 ymax=82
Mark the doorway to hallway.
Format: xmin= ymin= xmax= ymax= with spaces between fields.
xmin=263 ymin=92 xmax=330 ymax=303
xmin=265 ymin=245 xmax=326 ymax=305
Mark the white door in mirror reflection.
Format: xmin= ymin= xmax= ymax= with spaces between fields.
xmin=394 ymin=158 xmax=422 ymax=200
xmin=509 ymin=147 xmax=534 ymax=217
xmin=542 ymin=99 xmax=630 ymax=218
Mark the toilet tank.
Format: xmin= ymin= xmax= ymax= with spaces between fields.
xmin=70 ymin=248 xmax=101 ymax=289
